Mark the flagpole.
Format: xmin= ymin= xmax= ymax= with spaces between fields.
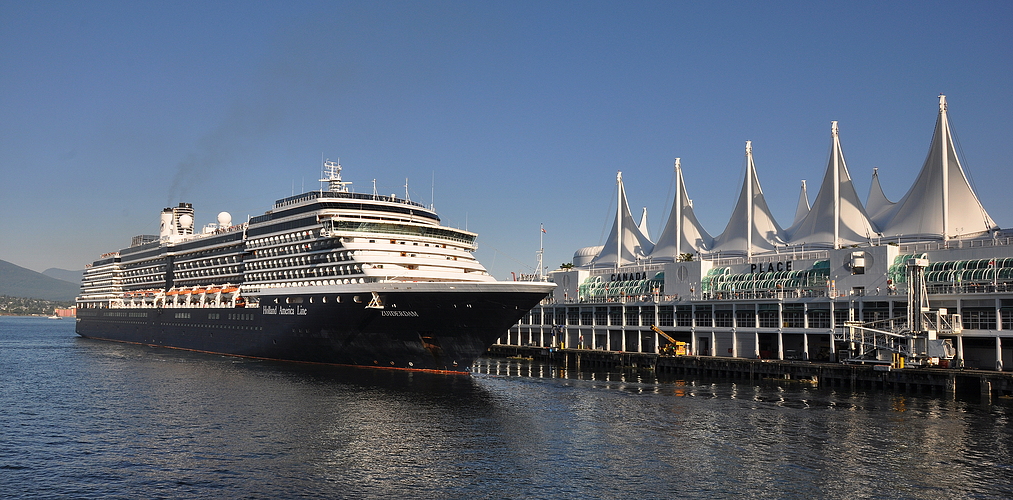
xmin=538 ymin=223 xmax=545 ymax=280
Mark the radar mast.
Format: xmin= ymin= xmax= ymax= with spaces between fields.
xmin=320 ymin=159 xmax=352 ymax=192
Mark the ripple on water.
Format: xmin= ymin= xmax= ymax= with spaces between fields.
xmin=1 ymin=317 xmax=1011 ymax=500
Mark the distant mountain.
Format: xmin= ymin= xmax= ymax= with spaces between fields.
xmin=0 ymin=260 xmax=80 ymax=301
xmin=43 ymin=267 xmax=84 ymax=285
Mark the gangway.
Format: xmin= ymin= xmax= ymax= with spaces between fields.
xmin=834 ymin=316 xmax=956 ymax=362
xmin=834 ymin=258 xmax=958 ymax=366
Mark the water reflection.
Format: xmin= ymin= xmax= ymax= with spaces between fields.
xmin=2 ymin=318 xmax=1012 ymax=500
xmin=470 ymin=356 xmax=1013 ymax=500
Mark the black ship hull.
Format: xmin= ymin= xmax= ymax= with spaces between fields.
xmin=76 ymin=288 xmax=549 ymax=372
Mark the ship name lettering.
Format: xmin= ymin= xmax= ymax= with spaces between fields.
xmin=279 ymin=307 xmax=296 ymax=315
xmin=381 ymin=310 xmax=419 ymax=317
xmin=263 ymin=306 xmax=277 ymax=315
xmin=297 ymin=306 xmax=308 ymax=315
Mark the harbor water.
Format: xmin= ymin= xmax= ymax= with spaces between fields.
xmin=2 ymin=316 xmax=1011 ymax=499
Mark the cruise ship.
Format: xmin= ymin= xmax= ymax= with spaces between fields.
xmin=76 ymin=161 xmax=555 ymax=372
xmin=508 ymin=95 xmax=1012 ymax=372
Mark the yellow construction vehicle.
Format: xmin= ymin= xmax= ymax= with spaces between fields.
xmin=650 ymin=325 xmax=687 ymax=355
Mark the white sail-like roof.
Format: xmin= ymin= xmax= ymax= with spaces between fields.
xmin=649 ymin=158 xmax=714 ymax=260
xmin=879 ymin=95 xmax=998 ymax=240
xmin=865 ymin=167 xmax=895 ymax=228
xmin=590 ymin=172 xmax=655 ymax=266
xmin=637 ymin=207 xmax=652 ymax=243
xmin=785 ymin=121 xmax=878 ymax=247
xmin=710 ymin=142 xmax=786 ymax=256
xmin=792 ymin=180 xmax=810 ymax=226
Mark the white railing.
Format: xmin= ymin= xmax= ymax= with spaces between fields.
xmin=900 ymin=236 xmax=1013 ymax=253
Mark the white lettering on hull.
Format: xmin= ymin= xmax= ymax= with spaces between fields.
xmin=381 ymin=310 xmax=419 ymax=317
xmin=264 ymin=305 xmax=308 ymax=315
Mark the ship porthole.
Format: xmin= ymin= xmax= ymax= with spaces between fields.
xmin=408 ymin=362 xmax=414 ymax=367
xmin=390 ymin=361 xmax=395 ymax=365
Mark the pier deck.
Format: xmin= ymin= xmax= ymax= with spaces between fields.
xmin=487 ymin=344 xmax=1013 ymax=401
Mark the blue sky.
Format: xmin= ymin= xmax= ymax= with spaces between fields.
xmin=2 ymin=1 xmax=1011 ymax=278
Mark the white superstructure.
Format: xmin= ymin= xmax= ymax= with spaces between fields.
xmin=79 ymin=160 xmax=496 ymax=310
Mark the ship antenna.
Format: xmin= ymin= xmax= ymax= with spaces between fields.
xmin=537 ymin=223 xmax=545 ymax=280
xmin=404 ymin=178 xmax=411 ymax=202
xmin=320 ymin=158 xmax=352 ymax=193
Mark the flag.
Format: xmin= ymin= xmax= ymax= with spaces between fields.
xmin=541 ymin=227 xmax=547 ymax=233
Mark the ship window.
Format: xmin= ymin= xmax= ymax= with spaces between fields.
xmin=391 ymin=239 xmax=396 ymax=244
xmin=353 ymin=296 xmax=362 ymax=303
xmin=321 ymin=296 xmax=327 ymax=303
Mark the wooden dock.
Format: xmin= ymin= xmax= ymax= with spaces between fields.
xmin=486 ymin=345 xmax=1013 ymax=401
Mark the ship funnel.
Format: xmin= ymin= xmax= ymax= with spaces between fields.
xmin=160 ymin=208 xmax=175 ymax=238
xmin=173 ymin=202 xmax=195 ymax=236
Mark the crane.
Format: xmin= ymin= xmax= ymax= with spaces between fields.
xmin=650 ymin=325 xmax=687 ymax=355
